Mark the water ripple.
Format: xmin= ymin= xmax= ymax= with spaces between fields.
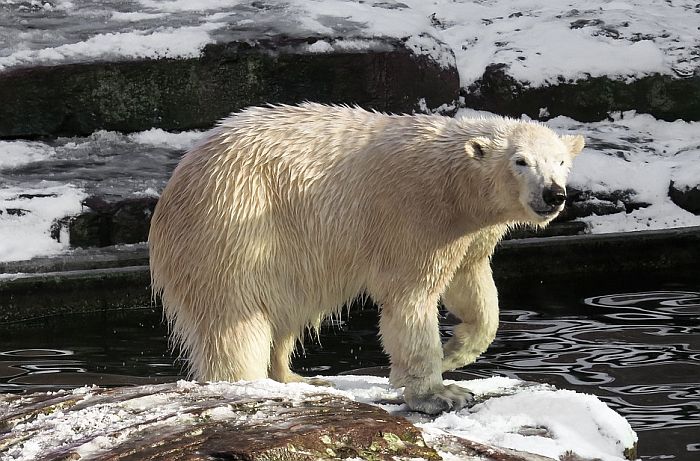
xmin=462 ymin=290 xmax=700 ymax=436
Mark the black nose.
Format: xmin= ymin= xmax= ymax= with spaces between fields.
xmin=542 ymin=184 xmax=566 ymax=206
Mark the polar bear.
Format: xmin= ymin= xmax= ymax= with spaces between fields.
xmin=149 ymin=103 xmax=584 ymax=414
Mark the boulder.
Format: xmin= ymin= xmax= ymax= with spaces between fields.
xmin=0 ymin=378 xmax=638 ymax=461
xmin=557 ymin=187 xmax=650 ymax=222
xmin=59 ymin=196 xmax=158 ymax=248
xmin=669 ymin=180 xmax=700 ymax=215
xmin=463 ymin=64 xmax=700 ymax=122
xmin=0 ymin=382 xmax=436 ymax=461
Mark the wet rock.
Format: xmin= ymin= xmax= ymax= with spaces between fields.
xmin=62 ymin=196 xmax=158 ymax=248
xmin=0 ymin=383 xmax=440 ymax=461
xmin=463 ymin=64 xmax=700 ymax=122
xmin=560 ymin=199 xmax=626 ymax=221
xmin=68 ymin=211 xmax=111 ymax=247
xmin=4 ymin=209 xmax=29 ymax=217
xmin=110 ymin=199 xmax=157 ymax=245
xmin=0 ymin=380 xmax=638 ymax=461
xmin=570 ymin=19 xmax=605 ymax=29
xmin=504 ymin=221 xmax=587 ymax=239
xmin=0 ymin=37 xmax=459 ymax=138
xmin=669 ymin=180 xmax=700 ymax=215
xmin=17 ymin=193 xmax=58 ymax=199
xmin=373 ymin=1 xmax=409 ymax=9
xmin=432 ymin=434 xmax=556 ymax=461
xmin=556 ymin=187 xmax=650 ymax=221
xmin=0 ymin=265 xmax=152 ymax=322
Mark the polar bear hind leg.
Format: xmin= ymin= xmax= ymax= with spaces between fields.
xmin=181 ymin=308 xmax=274 ymax=382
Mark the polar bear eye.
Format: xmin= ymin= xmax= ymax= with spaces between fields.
xmin=515 ymin=158 xmax=528 ymax=167
xmin=560 ymin=160 xmax=565 ymax=166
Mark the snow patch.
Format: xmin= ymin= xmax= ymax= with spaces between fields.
xmin=0 ymin=184 xmax=86 ymax=262
xmin=110 ymin=11 xmax=169 ymax=22
xmin=0 ymin=141 xmax=54 ymax=169
xmin=548 ymin=112 xmax=700 ymax=233
xmin=671 ymin=163 xmax=700 ymax=191
xmin=128 ymin=128 xmax=204 ymax=151
xmin=3 ymin=0 xmax=696 ymax=84
xmin=332 ymin=376 xmax=635 ymax=461
xmin=0 ymin=24 xmax=222 ymax=70
xmin=403 ymin=34 xmax=455 ymax=69
xmin=137 ymin=0 xmax=244 ymax=13
xmin=424 ymin=389 xmax=636 ymax=460
xmin=306 ymin=40 xmax=333 ymax=53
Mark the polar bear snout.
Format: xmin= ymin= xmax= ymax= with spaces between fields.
xmin=542 ymin=184 xmax=566 ymax=207
xmin=526 ymin=182 xmax=567 ymax=220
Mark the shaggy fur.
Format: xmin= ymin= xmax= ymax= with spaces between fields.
xmin=149 ymin=103 xmax=584 ymax=414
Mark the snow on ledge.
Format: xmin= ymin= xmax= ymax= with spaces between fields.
xmin=333 ymin=376 xmax=636 ymax=461
xmin=0 ymin=184 xmax=86 ymax=262
xmin=0 ymin=24 xmax=223 ymax=71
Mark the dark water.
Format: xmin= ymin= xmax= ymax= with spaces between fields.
xmin=0 ymin=276 xmax=698 ymax=460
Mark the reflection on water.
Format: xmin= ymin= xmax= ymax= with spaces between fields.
xmin=0 ymin=280 xmax=698 ymax=460
xmin=471 ymin=308 xmax=699 ymax=429
xmin=0 ymin=309 xmax=180 ymax=393
xmin=460 ymin=284 xmax=700 ymax=461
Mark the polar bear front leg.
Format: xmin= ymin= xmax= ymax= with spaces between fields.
xmin=441 ymin=258 xmax=500 ymax=372
xmin=379 ymin=296 xmax=473 ymax=414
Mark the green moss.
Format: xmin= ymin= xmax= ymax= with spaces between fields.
xmin=624 ymin=443 xmax=638 ymax=461
xmin=381 ymin=432 xmax=406 ymax=451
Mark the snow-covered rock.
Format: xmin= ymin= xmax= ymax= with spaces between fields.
xmin=1 ymin=0 xmax=696 ymax=83
xmin=0 ymin=377 xmax=637 ymax=461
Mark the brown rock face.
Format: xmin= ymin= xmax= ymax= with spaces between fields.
xmin=0 ymin=383 xmax=439 ymax=461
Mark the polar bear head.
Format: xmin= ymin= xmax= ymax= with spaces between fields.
xmin=467 ymin=122 xmax=585 ymax=225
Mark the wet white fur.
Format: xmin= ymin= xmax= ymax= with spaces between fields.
xmin=149 ymin=103 xmax=584 ymax=413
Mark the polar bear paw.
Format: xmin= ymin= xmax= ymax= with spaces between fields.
xmin=403 ymin=383 xmax=474 ymax=414
xmin=277 ymin=372 xmax=335 ymax=388
xmin=305 ymin=376 xmax=335 ymax=388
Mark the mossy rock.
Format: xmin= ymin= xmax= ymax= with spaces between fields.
xmin=0 ymin=383 xmax=441 ymax=460
xmin=0 ymin=37 xmax=459 ymax=138
xmin=463 ymin=63 xmax=700 ymax=122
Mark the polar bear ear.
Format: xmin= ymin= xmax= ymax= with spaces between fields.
xmin=561 ymin=134 xmax=585 ymax=157
xmin=465 ymin=137 xmax=492 ymax=159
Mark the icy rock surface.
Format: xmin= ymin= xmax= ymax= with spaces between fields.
xmin=0 ymin=376 xmax=637 ymax=461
